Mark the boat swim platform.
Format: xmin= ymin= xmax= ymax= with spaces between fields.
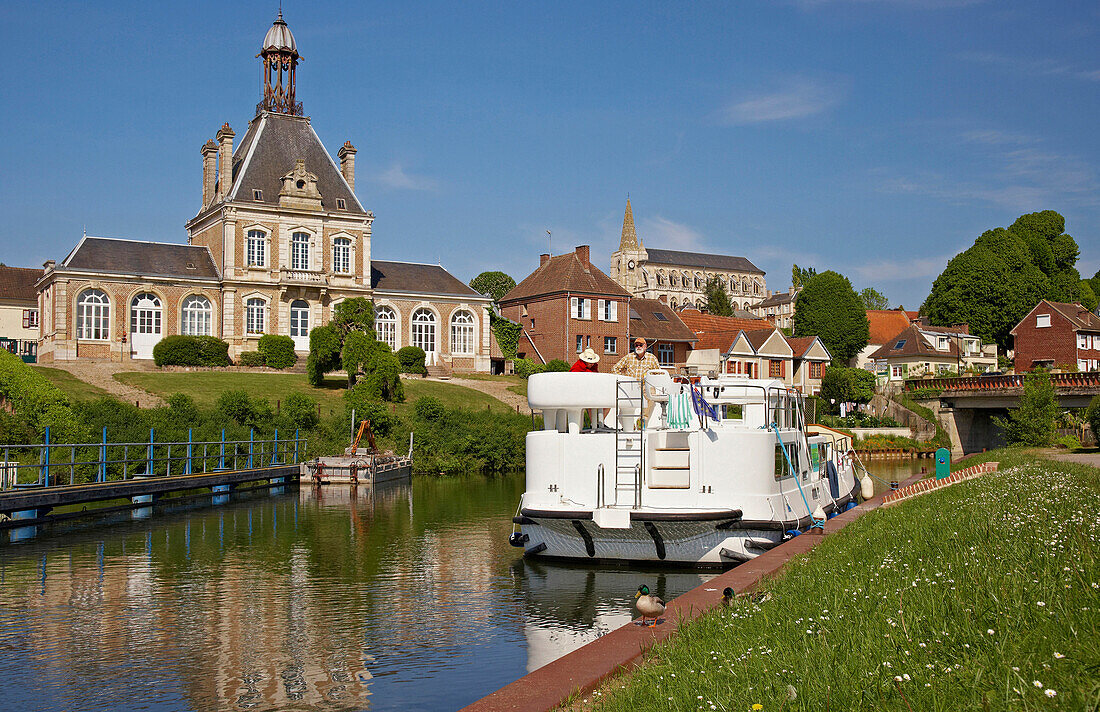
xmin=459 ymin=469 xmax=930 ymax=712
xmin=0 ymin=464 xmax=300 ymax=525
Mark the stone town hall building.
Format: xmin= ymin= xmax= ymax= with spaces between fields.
xmin=36 ymin=14 xmax=492 ymax=372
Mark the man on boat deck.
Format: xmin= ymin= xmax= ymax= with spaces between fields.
xmin=613 ymin=337 xmax=661 ymax=379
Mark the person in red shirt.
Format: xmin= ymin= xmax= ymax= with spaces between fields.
xmin=571 ymin=347 xmax=600 ymax=372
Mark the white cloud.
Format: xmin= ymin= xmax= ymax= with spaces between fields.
xmin=638 ymin=216 xmax=705 ymax=250
xmin=850 ymin=255 xmax=952 ymax=282
xmin=957 ymin=51 xmax=1100 ymax=82
xmin=370 ymin=162 xmax=437 ymax=191
xmin=960 ymin=129 xmax=1035 ymax=146
xmin=718 ymin=77 xmax=847 ymax=125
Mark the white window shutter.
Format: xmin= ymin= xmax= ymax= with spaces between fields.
xmin=597 ymin=299 xmax=605 ymax=320
xmin=610 ymin=300 xmax=617 ymax=321
xmin=571 ymin=297 xmax=578 ymax=318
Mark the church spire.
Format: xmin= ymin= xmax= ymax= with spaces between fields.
xmin=619 ymin=198 xmax=641 ymax=250
xmin=258 ymin=11 xmax=303 ymax=116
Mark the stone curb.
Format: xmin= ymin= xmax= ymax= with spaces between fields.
xmin=458 ymin=472 xmax=925 ymax=712
xmin=881 ymin=461 xmax=999 ymax=508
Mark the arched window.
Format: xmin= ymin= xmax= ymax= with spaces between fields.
xmin=246 ymin=297 xmax=266 ymax=334
xmin=742 ymin=277 xmax=751 ymax=293
xmin=246 ymin=230 xmax=267 ymax=267
xmin=670 ymin=298 xmax=678 ymax=309
xmin=375 ymin=305 xmax=397 ymax=349
xmin=730 ymin=276 xmax=739 ymax=293
xmin=683 ymin=271 xmax=691 ymax=288
xmin=695 ymin=274 xmax=703 ymax=289
xmin=291 ymin=232 xmax=310 ymax=270
xmin=77 ymin=289 xmax=110 ymax=340
xmin=656 ymin=271 xmax=665 ymax=286
xmin=412 ymin=308 xmax=436 ymax=353
xmin=754 ymin=280 xmax=762 ymax=295
xmin=669 ymin=272 xmax=678 ymax=287
xmin=450 ymin=310 xmax=475 ymax=355
xmin=181 ymin=295 xmax=212 ymax=336
xmin=333 ymin=237 xmax=352 ymax=274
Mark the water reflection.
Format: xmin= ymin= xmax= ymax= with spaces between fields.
xmin=0 ymin=461 xmax=927 ymax=712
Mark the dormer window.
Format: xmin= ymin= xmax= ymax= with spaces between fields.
xmin=253 ymin=189 xmax=263 ymax=201
xmin=937 ymin=336 xmax=949 ymax=350
xmin=336 ymin=198 xmax=347 ymax=210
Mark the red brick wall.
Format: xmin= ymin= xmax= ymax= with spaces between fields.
xmin=1014 ymin=304 xmax=1078 ymax=370
xmin=502 ymin=294 xmax=629 ymax=372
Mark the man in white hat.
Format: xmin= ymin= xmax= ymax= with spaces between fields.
xmin=571 ymin=347 xmax=600 ymax=372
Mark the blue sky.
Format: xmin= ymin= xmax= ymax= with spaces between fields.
xmin=1 ymin=0 xmax=1097 ymax=309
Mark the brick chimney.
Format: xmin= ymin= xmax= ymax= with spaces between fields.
xmin=201 ymin=139 xmax=218 ymax=207
xmin=574 ymin=245 xmax=590 ymax=267
xmin=215 ymin=123 xmax=235 ymax=201
xmin=951 ymin=322 xmax=970 ymax=334
xmin=540 ymin=253 xmax=551 ymax=266
xmin=338 ymin=141 xmax=357 ymax=192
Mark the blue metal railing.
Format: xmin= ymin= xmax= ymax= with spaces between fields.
xmin=0 ymin=427 xmax=306 ymax=491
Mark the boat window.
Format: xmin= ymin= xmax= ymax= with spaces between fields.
xmin=723 ymin=403 xmax=743 ymax=420
xmin=774 ymin=443 xmax=797 ymax=480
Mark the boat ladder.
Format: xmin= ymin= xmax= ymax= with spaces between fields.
xmin=614 ymin=380 xmax=643 ymax=508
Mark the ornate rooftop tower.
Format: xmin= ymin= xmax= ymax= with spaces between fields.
xmin=258 ymin=11 xmax=302 ymax=116
xmin=610 ymin=198 xmax=648 ymax=293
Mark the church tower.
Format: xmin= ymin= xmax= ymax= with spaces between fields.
xmin=609 ymin=198 xmax=648 ymax=294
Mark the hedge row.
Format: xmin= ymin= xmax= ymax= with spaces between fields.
xmin=152 ymin=335 xmax=231 ymax=367
xmin=0 ymin=351 xmax=85 ymax=441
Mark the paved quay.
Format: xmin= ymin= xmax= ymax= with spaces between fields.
xmin=459 ymin=471 xmax=926 ymax=712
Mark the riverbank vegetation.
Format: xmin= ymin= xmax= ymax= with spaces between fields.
xmin=581 ymin=449 xmax=1098 ymax=711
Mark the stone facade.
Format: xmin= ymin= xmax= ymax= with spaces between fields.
xmin=609 ymin=200 xmax=767 ymax=311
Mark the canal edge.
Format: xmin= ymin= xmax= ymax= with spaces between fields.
xmin=459 ymin=470 xmax=928 ymax=712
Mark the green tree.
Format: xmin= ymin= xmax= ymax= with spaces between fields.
xmin=859 ymin=287 xmax=890 ymax=311
xmin=995 ymin=369 xmax=1057 ymax=446
xmin=703 ymin=275 xmax=734 ymax=316
xmin=792 ymin=264 xmax=816 ymax=290
xmin=469 ymin=271 xmax=517 ymax=304
xmin=820 ymin=367 xmax=876 ymax=411
xmin=922 ymin=227 xmax=1049 ymax=350
xmin=307 ymin=297 xmax=377 ymax=387
xmin=1086 ymin=395 xmax=1100 ymax=445
xmin=1089 ymin=269 xmax=1100 ymax=304
xmin=1079 ymin=281 xmax=1098 ymax=313
xmin=792 ymin=271 xmax=870 ymax=366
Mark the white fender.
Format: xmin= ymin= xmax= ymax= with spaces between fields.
xmin=860 ymin=473 xmax=874 ymax=500
xmin=812 ymin=505 xmax=826 ymax=522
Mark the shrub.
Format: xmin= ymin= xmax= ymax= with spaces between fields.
xmin=152 ymin=335 xmax=230 ymax=367
xmin=996 ymin=369 xmax=1056 ymax=447
xmin=514 ymin=358 xmax=546 ymax=379
xmin=397 ymin=346 xmax=428 ymax=375
xmin=344 ymin=384 xmax=394 ymax=437
xmin=0 ymin=351 xmax=85 ymax=441
xmin=258 ymin=334 xmax=297 ymax=369
xmin=238 ymin=351 xmax=265 ymax=367
xmin=1053 ymin=434 xmax=1081 ymax=449
xmin=906 ymin=387 xmax=941 ymax=400
xmin=545 ymin=359 xmax=570 ymax=372
xmin=414 ymin=396 xmax=446 ymax=421
xmin=1086 ymin=395 xmax=1100 ymax=447
xmin=216 ymin=389 xmax=256 ymax=425
xmin=283 ymin=392 xmax=319 ymax=429
xmin=307 ymin=324 xmax=342 ymax=386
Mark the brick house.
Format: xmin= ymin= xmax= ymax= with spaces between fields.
xmin=0 ymin=265 xmax=42 ymax=361
xmin=500 ymin=246 xmax=631 ymax=371
xmin=627 ymin=297 xmax=697 ymax=371
xmin=1010 ymin=300 xmax=1100 ymax=372
xmin=675 ymin=308 xmax=773 ymax=374
xmin=35 ymin=13 xmax=492 ymax=371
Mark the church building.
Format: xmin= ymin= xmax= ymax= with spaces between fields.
xmin=36 ymin=13 xmax=492 ymax=373
xmin=609 ymin=200 xmax=767 ymax=311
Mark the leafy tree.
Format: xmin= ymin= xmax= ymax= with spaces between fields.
xmin=1080 ymin=281 xmax=1099 ymax=313
xmin=995 ymin=369 xmax=1056 ymax=446
xmin=859 ymin=287 xmax=890 ymax=311
xmin=922 ymin=227 xmax=1049 ymax=350
xmin=792 ymin=271 xmax=870 ymax=366
xmin=1086 ymin=395 xmax=1100 ymax=445
xmin=792 ymin=264 xmax=816 ymax=290
xmin=820 ymin=367 xmax=876 ymax=411
xmin=703 ymin=275 xmax=733 ymax=316
xmin=469 ymin=271 xmax=517 ymax=304
xmin=1089 ymin=269 xmax=1100 ymax=304
xmin=307 ymin=298 xmax=377 ymax=387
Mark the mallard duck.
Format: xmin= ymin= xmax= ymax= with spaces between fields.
xmin=635 ymin=584 xmax=665 ymax=626
xmin=721 ymin=587 xmax=734 ymax=607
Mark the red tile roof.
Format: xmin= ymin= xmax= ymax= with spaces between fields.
xmin=784 ymin=336 xmax=817 ymax=359
xmin=0 ymin=265 xmax=42 ymax=303
xmin=677 ymin=309 xmax=774 ymax=352
xmin=867 ymin=310 xmax=912 ymax=345
xmin=501 ymin=248 xmax=630 ymax=303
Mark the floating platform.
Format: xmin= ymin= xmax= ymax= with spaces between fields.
xmin=302 ymin=450 xmax=412 ymax=486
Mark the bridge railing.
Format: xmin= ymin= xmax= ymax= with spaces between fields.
xmin=0 ymin=427 xmax=307 ymax=491
xmin=905 ymin=371 xmax=1100 ymax=392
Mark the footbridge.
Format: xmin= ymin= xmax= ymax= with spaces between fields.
xmin=903 ymin=372 xmax=1100 ymax=454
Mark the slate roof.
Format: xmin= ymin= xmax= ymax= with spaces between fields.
xmin=866 ymin=310 xmax=912 ymax=345
xmin=751 ymin=291 xmax=796 ymax=309
xmin=370 ymin=260 xmax=485 ymax=298
xmin=628 ymin=298 xmax=697 ymax=343
xmin=644 ymin=248 xmax=764 ymax=275
xmin=0 ymin=265 xmax=43 ymax=302
xmin=501 ymin=250 xmax=631 ymax=303
xmin=867 ymin=324 xmax=960 ymax=360
xmin=60 ymin=237 xmax=220 ymax=280
xmin=213 ymin=112 xmax=365 ymax=216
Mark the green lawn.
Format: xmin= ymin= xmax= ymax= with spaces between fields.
xmin=113 ymin=370 xmax=508 ymax=417
xmin=32 ymin=366 xmax=112 ymax=402
xmin=454 ymin=372 xmax=528 ymax=398
xmin=584 ymin=449 xmax=1099 ymax=711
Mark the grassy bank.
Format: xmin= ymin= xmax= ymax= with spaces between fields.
xmin=113 ymin=370 xmax=508 ymax=417
xmin=581 ymin=451 xmax=1099 ymax=711
xmin=32 ymin=366 xmax=111 ymax=402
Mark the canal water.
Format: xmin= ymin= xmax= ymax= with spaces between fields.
xmin=0 ymin=461 xmax=925 ymax=712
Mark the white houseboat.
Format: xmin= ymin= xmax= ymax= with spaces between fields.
xmin=509 ymin=371 xmax=862 ymax=566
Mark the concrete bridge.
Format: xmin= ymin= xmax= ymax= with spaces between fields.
xmin=903 ymin=372 xmax=1100 ymax=454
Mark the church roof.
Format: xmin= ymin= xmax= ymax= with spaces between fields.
xmin=370 ymin=260 xmax=485 ymax=298
xmin=618 ymin=199 xmax=641 ymax=250
xmin=217 ymin=112 xmax=365 ymax=215
xmin=0 ymin=265 xmax=42 ymax=303
xmin=60 ymin=237 xmax=220 ymax=280
xmin=644 ymin=248 xmax=764 ymax=275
